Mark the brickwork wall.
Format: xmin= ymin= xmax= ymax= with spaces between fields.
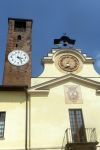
xmin=3 ymin=18 xmax=32 ymax=87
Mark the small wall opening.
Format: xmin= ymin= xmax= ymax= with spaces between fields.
xmin=16 ymin=44 xmax=18 ymax=47
xmin=17 ymin=35 xmax=21 ymax=41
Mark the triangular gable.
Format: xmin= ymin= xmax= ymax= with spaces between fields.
xmin=28 ymin=73 xmax=100 ymax=93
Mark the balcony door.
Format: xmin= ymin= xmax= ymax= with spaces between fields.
xmin=69 ymin=109 xmax=86 ymax=143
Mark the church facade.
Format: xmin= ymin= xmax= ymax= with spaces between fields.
xmin=0 ymin=18 xmax=100 ymax=150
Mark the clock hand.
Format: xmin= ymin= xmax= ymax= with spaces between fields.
xmin=65 ymin=63 xmax=70 ymax=68
xmin=17 ymin=56 xmax=23 ymax=63
xmin=17 ymin=56 xmax=20 ymax=59
xmin=17 ymin=56 xmax=23 ymax=59
xmin=65 ymin=60 xmax=70 ymax=67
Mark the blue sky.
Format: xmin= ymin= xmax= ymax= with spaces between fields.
xmin=0 ymin=0 xmax=100 ymax=83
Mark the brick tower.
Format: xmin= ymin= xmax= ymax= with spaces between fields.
xmin=3 ymin=18 xmax=33 ymax=87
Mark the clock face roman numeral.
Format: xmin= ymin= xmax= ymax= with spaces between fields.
xmin=8 ymin=50 xmax=29 ymax=66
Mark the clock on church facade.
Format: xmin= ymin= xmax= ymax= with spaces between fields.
xmin=3 ymin=18 xmax=33 ymax=87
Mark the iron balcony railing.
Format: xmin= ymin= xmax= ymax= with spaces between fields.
xmin=65 ymin=128 xmax=97 ymax=144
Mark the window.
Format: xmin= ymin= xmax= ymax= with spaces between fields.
xmin=14 ymin=20 xmax=26 ymax=31
xmin=69 ymin=109 xmax=86 ymax=142
xmin=17 ymin=35 xmax=21 ymax=41
xmin=16 ymin=44 xmax=18 ymax=47
xmin=0 ymin=112 xmax=6 ymax=138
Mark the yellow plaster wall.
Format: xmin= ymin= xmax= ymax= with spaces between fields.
xmin=31 ymin=62 xmax=100 ymax=87
xmin=38 ymin=63 xmax=100 ymax=78
xmin=30 ymin=82 xmax=100 ymax=148
xmin=0 ymin=91 xmax=26 ymax=149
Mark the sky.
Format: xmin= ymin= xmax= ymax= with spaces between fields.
xmin=0 ymin=0 xmax=100 ymax=84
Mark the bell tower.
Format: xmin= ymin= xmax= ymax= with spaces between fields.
xmin=3 ymin=18 xmax=33 ymax=87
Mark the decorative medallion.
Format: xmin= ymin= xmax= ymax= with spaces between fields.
xmin=58 ymin=54 xmax=79 ymax=72
xmin=64 ymin=85 xmax=82 ymax=104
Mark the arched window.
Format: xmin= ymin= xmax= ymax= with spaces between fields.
xmin=16 ymin=44 xmax=18 ymax=47
xmin=17 ymin=35 xmax=21 ymax=41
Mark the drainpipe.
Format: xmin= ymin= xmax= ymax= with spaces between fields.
xmin=24 ymin=87 xmax=28 ymax=150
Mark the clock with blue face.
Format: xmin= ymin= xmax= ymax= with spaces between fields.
xmin=8 ymin=50 xmax=29 ymax=66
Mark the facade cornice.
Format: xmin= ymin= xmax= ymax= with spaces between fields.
xmin=28 ymin=89 xmax=49 ymax=94
xmin=0 ymin=85 xmax=28 ymax=91
xmin=96 ymin=89 xmax=100 ymax=95
xmin=41 ymin=48 xmax=94 ymax=65
xmin=28 ymin=73 xmax=100 ymax=93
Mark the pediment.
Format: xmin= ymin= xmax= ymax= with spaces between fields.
xmin=28 ymin=73 xmax=100 ymax=94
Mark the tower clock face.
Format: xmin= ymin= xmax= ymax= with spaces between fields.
xmin=58 ymin=54 xmax=79 ymax=72
xmin=8 ymin=50 xmax=29 ymax=66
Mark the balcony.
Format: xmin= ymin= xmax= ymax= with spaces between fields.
xmin=63 ymin=128 xmax=98 ymax=150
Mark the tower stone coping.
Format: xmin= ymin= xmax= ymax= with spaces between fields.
xmin=8 ymin=17 xmax=33 ymax=23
